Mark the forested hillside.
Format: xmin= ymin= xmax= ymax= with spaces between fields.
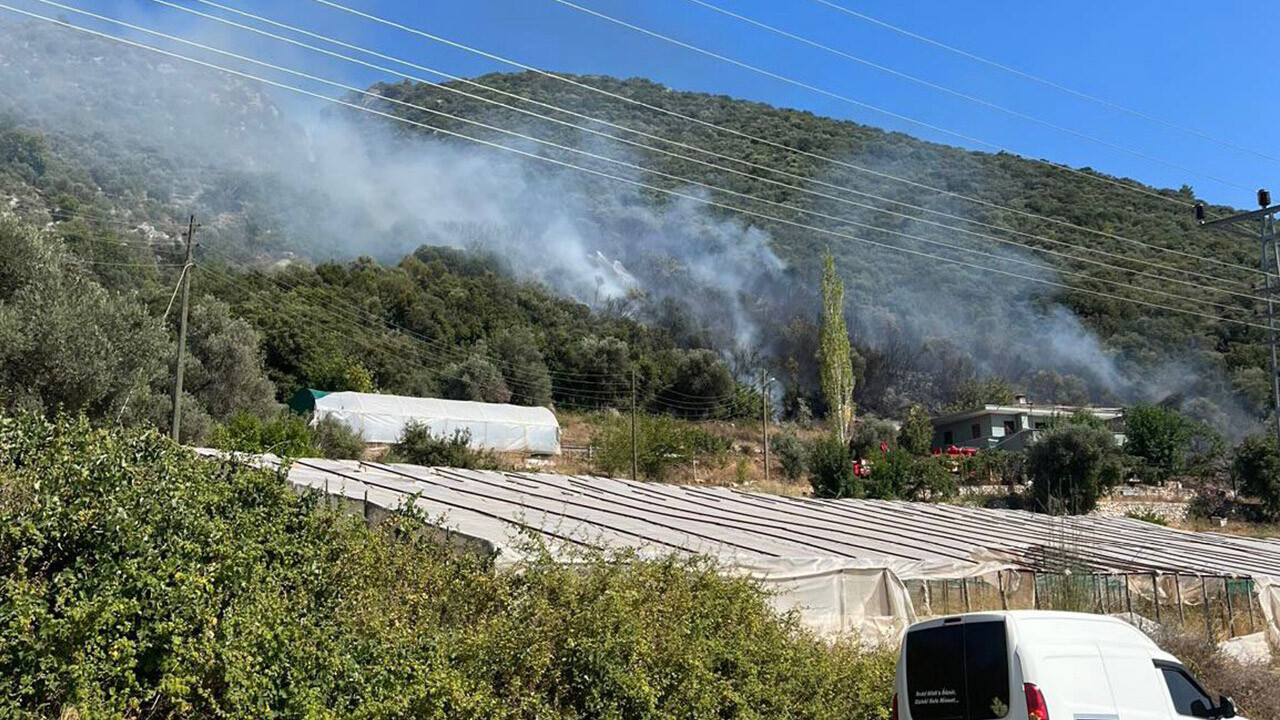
xmin=0 ymin=18 xmax=1267 ymax=439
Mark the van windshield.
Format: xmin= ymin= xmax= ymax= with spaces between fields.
xmin=905 ymin=619 xmax=1010 ymax=720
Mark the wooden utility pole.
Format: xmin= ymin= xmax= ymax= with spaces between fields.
xmin=170 ymin=215 xmax=196 ymax=442
xmin=630 ymin=369 xmax=638 ymax=481
xmin=760 ymin=369 xmax=770 ymax=485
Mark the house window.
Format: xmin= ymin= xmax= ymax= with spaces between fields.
xmin=1003 ymin=420 xmax=1016 ymax=435
xmin=1034 ymin=422 xmax=1045 ymax=430
xmin=943 ymin=430 xmax=953 ymax=444
xmin=970 ymin=423 xmax=981 ymax=439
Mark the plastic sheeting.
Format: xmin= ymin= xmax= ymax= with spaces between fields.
xmin=209 ymin=452 xmax=1280 ymax=644
xmin=311 ymin=391 xmax=560 ymax=454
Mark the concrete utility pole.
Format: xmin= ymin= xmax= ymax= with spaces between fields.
xmin=760 ymin=369 xmax=771 ymax=484
xmin=170 ymin=215 xmax=197 ymax=442
xmin=631 ymin=368 xmax=639 ymax=481
xmin=1198 ymin=191 xmax=1280 ymax=455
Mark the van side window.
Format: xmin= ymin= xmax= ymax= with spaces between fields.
xmin=1159 ymin=665 xmax=1213 ymax=717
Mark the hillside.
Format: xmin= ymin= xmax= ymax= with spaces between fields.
xmin=0 ymin=18 xmax=1267 ymax=434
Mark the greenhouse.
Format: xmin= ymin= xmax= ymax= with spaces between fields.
xmin=303 ymin=391 xmax=561 ymax=454
xmin=251 ymin=455 xmax=1280 ymax=648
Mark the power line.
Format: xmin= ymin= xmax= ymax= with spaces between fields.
xmin=6 ymin=6 xmax=1266 ymax=335
xmin=59 ymin=0 xmax=1258 ymax=314
xmin=544 ymin=0 xmax=1210 ymax=209
xmin=807 ymin=0 xmax=1280 ymax=168
xmin=148 ymin=0 xmax=1261 ymax=300
xmin=299 ymin=0 xmax=1263 ymax=276
xmin=683 ymin=0 xmax=1249 ymax=192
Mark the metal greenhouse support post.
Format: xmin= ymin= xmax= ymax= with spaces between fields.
xmin=1151 ymin=572 xmax=1161 ymax=624
xmin=961 ymin=578 xmax=971 ymax=612
xmin=1247 ymin=580 xmax=1258 ymax=634
xmin=1224 ymin=577 xmax=1236 ymax=637
xmin=998 ymin=571 xmax=1008 ymax=610
xmin=1032 ymin=571 xmax=1040 ymax=610
xmin=1174 ymin=572 xmax=1186 ymax=628
xmin=1201 ymin=576 xmax=1213 ymax=641
xmin=1124 ymin=574 xmax=1134 ymax=623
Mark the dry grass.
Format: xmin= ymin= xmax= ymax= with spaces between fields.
xmin=1156 ymin=630 xmax=1280 ymax=719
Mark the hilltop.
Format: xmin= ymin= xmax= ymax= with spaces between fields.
xmin=0 ymin=18 xmax=1267 ymax=432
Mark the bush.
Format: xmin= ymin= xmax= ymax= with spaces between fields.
xmin=0 ymin=413 xmax=896 ymax=719
xmin=1233 ymin=435 xmax=1280 ymax=520
xmin=849 ymin=416 xmax=897 ymax=459
xmin=1124 ymin=404 xmax=1192 ymax=480
xmin=1026 ymin=424 xmax=1123 ymax=514
xmin=1156 ymin=630 xmax=1280 ymax=720
xmin=773 ymin=431 xmax=808 ymax=480
xmin=310 ymin=415 xmax=365 ymax=459
xmin=898 ymin=405 xmax=933 ymax=456
xmin=389 ymin=422 xmax=502 ymax=469
xmin=208 ymin=410 xmax=314 ymax=456
xmin=591 ymin=414 xmax=729 ymax=481
xmin=809 ymin=435 xmax=858 ymax=498
xmin=865 ymin=449 xmax=956 ymax=501
xmin=1188 ymin=487 xmax=1235 ymax=521
xmin=1124 ymin=510 xmax=1168 ymax=526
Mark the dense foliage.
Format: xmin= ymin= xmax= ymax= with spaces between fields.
xmin=0 ymin=414 xmax=896 ymax=719
xmin=1027 ymin=424 xmax=1125 ymax=514
xmin=591 ymin=413 xmax=731 ymax=481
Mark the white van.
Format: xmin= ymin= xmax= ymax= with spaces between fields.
xmin=893 ymin=611 xmax=1244 ymax=720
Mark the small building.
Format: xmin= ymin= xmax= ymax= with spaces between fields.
xmin=295 ymin=390 xmax=561 ymax=455
xmin=930 ymin=396 xmax=1124 ymax=452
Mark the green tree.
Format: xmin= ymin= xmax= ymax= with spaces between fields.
xmin=817 ymin=252 xmax=854 ymax=444
xmin=809 ymin=435 xmax=858 ymax=498
xmin=849 ymin=415 xmax=897 ymax=459
xmin=899 ymin=405 xmax=934 ymax=456
xmin=1026 ymin=424 xmax=1123 ymax=514
xmin=489 ymin=327 xmax=552 ymax=407
xmin=441 ymin=354 xmax=512 ymax=404
xmin=772 ymin=431 xmax=808 ymax=480
xmin=1233 ymin=435 xmax=1280 ymax=520
xmin=1124 ymin=404 xmax=1192 ymax=479
xmin=946 ymin=377 xmax=1015 ymax=411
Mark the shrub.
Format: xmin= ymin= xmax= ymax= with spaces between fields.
xmin=898 ymin=405 xmax=933 ymax=456
xmin=0 ymin=413 xmax=897 ymax=719
xmin=389 ymin=422 xmax=501 ymax=469
xmin=1124 ymin=404 xmax=1192 ymax=479
xmin=1188 ymin=487 xmax=1235 ymax=521
xmin=1232 ymin=435 xmax=1280 ymax=520
xmin=1156 ymin=630 xmax=1280 ymax=720
xmin=1026 ymin=424 xmax=1123 ymax=514
xmin=772 ymin=431 xmax=808 ymax=480
xmin=591 ymin=414 xmax=729 ymax=481
xmin=809 ymin=434 xmax=858 ymax=498
xmin=208 ymin=410 xmax=314 ymax=456
xmin=865 ymin=449 xmax=957 ymax=501
xmin=310 ymin=414 xmax=365 ymax=459
xmin=1124 ymin=510 xmax=1168 ymax=526
xmin=849 ymin=415 xmax=897 ymax=459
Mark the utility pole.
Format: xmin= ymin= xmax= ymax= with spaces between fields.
xmin=170 ymin=215 xmax=197 ymax=443
xmin=760 ymin=369 xmax=771 ymax=484
xmin=1198 ymin=191 xmax=1280 ymax=456
xmin=630 ymin=368 xmax=638 ymax=481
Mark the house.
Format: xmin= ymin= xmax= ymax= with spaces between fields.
xmin=930 ymin=396 xmax=1124 ymax=452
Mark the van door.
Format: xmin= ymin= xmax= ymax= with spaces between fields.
xmin=1155 ymin=662 xmax=1219 ymax=719
xmin=1101 ymin=652 xmax=1168 ymax=720
xmin=903 ymin=618 xmax=1012 ymax=720
xmin=1035 ymin=647 xmax=1117 ymax=719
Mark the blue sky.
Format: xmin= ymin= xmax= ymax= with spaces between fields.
xmin=28 ymin=0 xmax=1280 ymax=206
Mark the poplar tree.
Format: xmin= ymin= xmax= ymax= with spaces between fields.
xmin=818 ymin=252 xmax=855 ymax=444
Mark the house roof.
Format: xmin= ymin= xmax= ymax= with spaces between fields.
xmin=931 ymin=403 xmax=1124 ymax=427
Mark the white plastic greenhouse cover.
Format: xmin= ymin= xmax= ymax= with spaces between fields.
xmin=200 ymin=451 xmax=1280 ymax=646
xmin=310 ymin=391 xmax=560 ymax=454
